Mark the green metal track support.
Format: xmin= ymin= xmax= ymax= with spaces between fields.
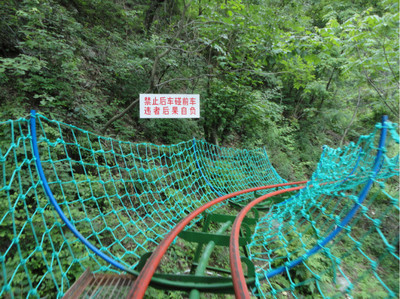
xmin=135 ymin=212 xmax=257 ymax=295
xmin=189 ymin=220 xmax=232 ymax=299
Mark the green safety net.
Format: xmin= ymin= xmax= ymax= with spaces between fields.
xmin=0 ymin=113 xmax=398 ymax=298
xmin=0 ymin=113 xmax=284 ymax=298
xmin=249 ymin=121 xmax=399 ymax=298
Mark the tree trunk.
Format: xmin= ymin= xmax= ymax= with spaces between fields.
xmin=144 ymin=0 xmax=166 ymax=32
xmin=101 ymin=2 xmax=189 ymax=135
xmin=340 ymin=88 xmax=362 ymax=147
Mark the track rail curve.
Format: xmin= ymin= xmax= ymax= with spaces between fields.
xmin=127 ymin=180 xmax=307 ymax=298
xmin=229 ymin=186 xmax=305 ymax=298
xmin=229 ymin=116 xmax=388 ymax=298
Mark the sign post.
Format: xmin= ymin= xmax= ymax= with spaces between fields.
xmin=140 ymin=94 xmax=200 ymax=119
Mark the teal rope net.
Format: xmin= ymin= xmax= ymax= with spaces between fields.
xmin=0 ymin=113 xmax=284 ymax=298
xmin=249 ymin=120 xmax=399 ymax=297
xmin=0 ymin=113 xmax=398 ymax=298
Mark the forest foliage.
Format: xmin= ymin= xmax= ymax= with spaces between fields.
xmin=0 ymin=1 xmax=399 ymax=298
xmin=0 ymin=0 xmax=399 ymax=179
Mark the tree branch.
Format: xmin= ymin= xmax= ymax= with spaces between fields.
xmin=363 ymin=69 xmax=398 ymax=118
xmin=101 ymin=2 xmax=191 ymax=135
xmin=155 ymin=74 xmax=216 ymax=88
xmin=101 ymin=94 xmax=143 ymax=136
xmin=381 ymin=39 xmax=399 ymax=86
xmin=355 ymin=46 xmax=399 ymax=119
xmin=340 ymin=87 xmax=362 ymax=146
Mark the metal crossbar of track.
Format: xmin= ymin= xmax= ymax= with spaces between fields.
xmin=127 ymin=181 xmax=307 ymax=298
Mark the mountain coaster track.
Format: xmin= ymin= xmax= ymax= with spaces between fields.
xmin=127 ymin=177 xmax=363 ymax=298
xmin=127 ymin=181 xmax=308 ymax=298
